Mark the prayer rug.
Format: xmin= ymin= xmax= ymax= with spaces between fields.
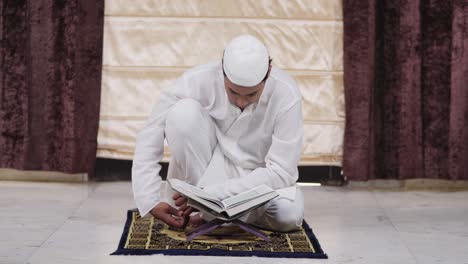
xmin=111 ymin=210 xmax=327 ymax=258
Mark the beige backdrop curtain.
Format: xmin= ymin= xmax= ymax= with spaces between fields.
xmin=99 ymin=0 xmax=344 ymax=166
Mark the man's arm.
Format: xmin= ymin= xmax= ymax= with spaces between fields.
xmin=131 ymin=77 xmax=188 ymax=218
xmin=203 ymin=99 xmax=304 ymax=199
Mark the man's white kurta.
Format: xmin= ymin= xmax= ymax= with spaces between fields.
xmin=132 ymin=61 xmax=304 ymax=217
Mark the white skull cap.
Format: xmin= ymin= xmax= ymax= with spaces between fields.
xmin=223 ymin=35 xmax=269 ymax=87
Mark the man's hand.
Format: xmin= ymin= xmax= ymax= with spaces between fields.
xmin=150 ymin=202 xmax=186 ymax=228
xmin=172 ymin=192 xmax=196 ymax=217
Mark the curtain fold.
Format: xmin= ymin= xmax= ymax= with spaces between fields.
xmin=343 ymin=0 xmax=468 ymax=181
xmin=0 ymin=0 xmax=105 ymax=175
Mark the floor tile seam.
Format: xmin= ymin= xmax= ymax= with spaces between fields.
xmin=24 ymin=193 xmax=91 ymax=263
xmin=371 ymin=191 xmax=420 ymax=264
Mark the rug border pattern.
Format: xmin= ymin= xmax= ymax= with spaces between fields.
xmin=111 ymin=209 xmax=328 ymax=258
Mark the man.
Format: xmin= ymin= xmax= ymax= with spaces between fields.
xmin=132 ymin=35 xmax=304 ymax=232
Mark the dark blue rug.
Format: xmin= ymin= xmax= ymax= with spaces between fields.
xmin=111 ymin=209 xmax=327 ymax=259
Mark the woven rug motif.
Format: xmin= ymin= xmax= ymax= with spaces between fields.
xmin=111 ymin=210 xmax=328 ymax=258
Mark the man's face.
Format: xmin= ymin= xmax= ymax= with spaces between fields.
xmin=223 ymin=63 xmax=271 ymax=111
xmin=224 ymin=77 xmax=265 ymax=111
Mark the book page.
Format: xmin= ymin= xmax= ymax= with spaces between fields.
xmin=168 ymin=179 xmax=223 ymax=208
xmin=221 ymin=184 xmax=274 ymax=209
xmin=187 ymin=198 xmax=223 ymax=215
xmin=224 ymin=191 xmax=278 ymax=217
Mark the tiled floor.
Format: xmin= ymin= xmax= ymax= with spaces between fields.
xmin=1 ymin=181 xmax=467 ymax=264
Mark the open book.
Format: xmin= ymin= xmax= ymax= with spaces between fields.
xmin=167 ymin=179 xmax=279 ymax=221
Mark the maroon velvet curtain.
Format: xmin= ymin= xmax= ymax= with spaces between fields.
xmin=343 ymin=0 xmax=468 ymax=181
xmin=0 ymin=0 xmax=104 ymax=175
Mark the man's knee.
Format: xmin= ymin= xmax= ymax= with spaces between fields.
xmin=269 ymin=198 xmax=304 ymax=232
xmin=166 ymin=99 xmax=204 ymax=139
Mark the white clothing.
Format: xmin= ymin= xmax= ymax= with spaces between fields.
xmin=162 ymin=99 xmax=304 ymax=232
xmin=132 ymin=61 xmax=304 ymax=230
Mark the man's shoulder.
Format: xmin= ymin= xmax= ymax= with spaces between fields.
xmin=269 ymin=67 xmax=301 ymax=102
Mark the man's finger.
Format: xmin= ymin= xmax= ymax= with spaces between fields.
xmin=161 ymin=205 xmax=185 ymax=228
xmin=176 ymin=204 xmax=189 ymax=217
xmin=175 ymin=196 xmax=187 ymax=206
xmin=172 ymin=192 xmax=182 ymax=200
xmin=178 ymin=204 xmax=188 ymax=212
xmin=189 ymin=214 xmax=206 ymax=227
xmin=159 ymin=213 xmax=184 ymax=228
xmin=165 ymin=204 xmax=180 ymax=216
xmin=183 ymin=207 xmax=194 ymax=216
